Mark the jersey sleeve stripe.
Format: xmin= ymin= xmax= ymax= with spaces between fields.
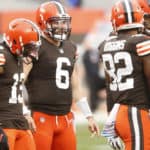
xmin=137 ymin=45 xmax=150 ymax=53
xmin=136 ymin=41 xmax=150 ymax=56
xmin=136 ymin=40 xmax=150 ymax=49
xmin=137 ymin=49 xmax=150 ymax=56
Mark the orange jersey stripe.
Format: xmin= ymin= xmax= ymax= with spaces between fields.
xmin=136 ymin=40 xmax=150 ymax=49
xmin=136 ymin=40 xmax=150 ymax=56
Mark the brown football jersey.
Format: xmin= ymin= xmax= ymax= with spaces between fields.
xmin=26 ymin=37 xmax=76 ymax=115
xmin=99 ymin=34 xmax=150 ymax=112
xmin=0 ymin=42 xmax=29 ymax=129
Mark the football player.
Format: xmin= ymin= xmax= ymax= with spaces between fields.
xmin=99 ymin=0 xmax=150 ymax=149
xmin=1 ymin=18 xmax=41 ymax=150
xmin=24 ymin=1 xmax=99 ymax=150
xmin=138 ymin=0 xmax=150 ymax=35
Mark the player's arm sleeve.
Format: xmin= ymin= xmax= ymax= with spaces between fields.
xmin=136 ymin=40 xmax=150 ymax=56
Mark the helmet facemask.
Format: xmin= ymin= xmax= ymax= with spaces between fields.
xmin=23 ymin=41 xmax=41 ymax=61
xmin=45 ymin=16 xmax=71 ymax=41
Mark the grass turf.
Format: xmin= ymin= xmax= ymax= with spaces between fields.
xmin=76 ymin=124 xmax=112 ymax=150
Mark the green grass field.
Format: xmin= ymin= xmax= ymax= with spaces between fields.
xmin=76 ymin=124 xmax=112 ymax=150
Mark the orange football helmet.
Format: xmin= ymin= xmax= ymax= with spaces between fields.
xmin=138 ymin=0 xmax=150 ymax=33
xmin=138 ymin=0 xmax=150 ymax=14
xmin=36 ymin=1 xmax=71 ymax=41
xmin=111 ymin=0 xmax=144 ymax=31
xmin=4 ymin=18 xmax=41 ymax=59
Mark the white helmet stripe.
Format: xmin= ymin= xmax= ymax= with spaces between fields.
xmin=124 ymin=0 xmax=133 ymax=23
xmin=52 ymin=1 xmax=65 ymax=14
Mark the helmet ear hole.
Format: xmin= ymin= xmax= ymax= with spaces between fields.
xmin=138 ymin=0 xmax=150 ymax=14
xmin=13 ymin=40 xmax=17 ymax=45
xmin=39 ymin=22 xmax=42 ymax=26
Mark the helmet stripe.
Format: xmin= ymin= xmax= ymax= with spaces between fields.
xmin=128 ymin=0 xmax=135 ymax=22
xmin=52 ymin=1 xmax=66 ymax=14
xmin=122 ymin=0 xmax=134 ymax=23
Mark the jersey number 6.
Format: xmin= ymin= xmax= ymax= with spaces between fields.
xmin=56 ymin=57 xmax=71 ymax=89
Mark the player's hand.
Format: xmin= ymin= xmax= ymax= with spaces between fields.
xmin=0 ymin=128 xmax=9 ymax=150
xmin=86 ymin=116 xmax=100 ymax=137
xmin=24 ymin=115 xmax=36 ymax=132
xmin=107 ymin=136 xmax=123 ymax=150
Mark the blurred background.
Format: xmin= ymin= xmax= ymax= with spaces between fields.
xmin=0 ymin=0 xmax=118 ymax=149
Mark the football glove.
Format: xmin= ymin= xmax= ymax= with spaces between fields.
xmin=101 ymin=122 xmax=117 ymax=138
xmin=101 ymin=122 xmax=123 ymax=150
xmin=0 ymin=128 xmax=9 ymax=150
xmin=107 ymin=136 xmax=123 ymax=150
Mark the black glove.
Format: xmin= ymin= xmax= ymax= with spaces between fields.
xmin=0 ymin=128 xmax=9 ymax=150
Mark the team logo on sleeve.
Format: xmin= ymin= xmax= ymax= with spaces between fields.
xmin=136 ymin=40 xmax=150 ymax=56
xmin=0 ymin=53 xmax=6 ymax=65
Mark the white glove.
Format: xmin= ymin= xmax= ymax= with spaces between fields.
xmin=101 ymin=104 xmax=123 ymax=149
xmin=108 ymin=136 xmax=123 ymax=150
xmin=101 ymin=122 xmax=117 ymax=138
xmin=101 ymin=122 xmax=123 ymax=150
